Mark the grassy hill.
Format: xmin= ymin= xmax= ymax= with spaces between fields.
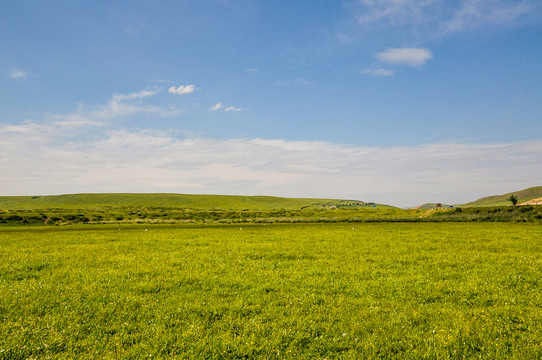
xmin=461 ymin=186 xmax=542 ymax=207
xmin=0 ymin=193 xmax=389 ymax=211
xmin=411 ymin=203 xmax=454 ymax=210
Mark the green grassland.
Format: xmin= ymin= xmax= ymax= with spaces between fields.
xmin=0 ymin=206 xmax=422 ymax=226
xmin=461 ymin=186 xmax=542 ymax=207
xmin=412 ymin=203 xmax=454 ymax=210
xmin=1 ymin=223 xmax=541 ymax=359
xmin=2 ymin=204 xmax=542 ymax=226
xmin=0 ymin=193 xmax=388 ymax=211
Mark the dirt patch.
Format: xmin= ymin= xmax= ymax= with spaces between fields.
xmin=519 ymin=197 xmax=542 ymax=205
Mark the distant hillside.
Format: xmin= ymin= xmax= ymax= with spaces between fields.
xmin=461 ymin=186 xmax=542 ymax=207
xmin=411 ymin=203 xmax=453 ymax=210
xmin=0 ymin=193 xmax=391 ymax=211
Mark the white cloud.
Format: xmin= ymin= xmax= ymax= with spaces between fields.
xmin=95 ymin=88 xmax=179 ymax=118
xmin=362 ymin=68 xmax=395 ymax=76
xmin=49 ymin=88 xmax=179 ymax=122
xmin=111 ymin=89 xmax=159 ymax=102
xmin=442 ymin=0 xmax=536 ymax=34
xmin=97 ymin=101 xmax=177 ymax=118
xmin=352 ymin=0 xmax=540 ymax=38
xmin=245 ymin=68 xmax=258 ymax=73
xmin=8 ymin=68 xmax=29 ymax=79
xmin=168 ymin=84 xmax=196 ymax=95
xmin=209 ymin=102 xmax=224 ymax=111
xmin=2 ymin=120 xmax=541 ymax=207
xmin=210 ymin=103 xmax=242 ymax=112
xmin=376 ymin=48 xmax=433 ymax=66
xmin=52 ymin=116 xmax=105 ymax=128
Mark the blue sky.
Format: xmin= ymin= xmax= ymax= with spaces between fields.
xmin=1 ymin=0 xmax=542 ymax=207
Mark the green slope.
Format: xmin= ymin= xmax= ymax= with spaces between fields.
xmin=412 ymin=203 xmax=454 ymax=210
xmin=0 ymin=193 xmax=385 ymax=211
xmin=461 ymin=186 xmax=542 ymax=207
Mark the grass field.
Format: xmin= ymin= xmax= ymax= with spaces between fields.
xmin=1 ymin=223 xmax=541 ymax=359
xmin=2 ymin=204 xmax=542 ymax=226
xmin=0 ymin=207 xmax=422 ymax=226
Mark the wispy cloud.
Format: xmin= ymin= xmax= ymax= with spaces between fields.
xmin=8 ymin=67 xmax=29 ymax=79
xmin=168 ymin=84 xmax=196 ymax=95
xmin=376 ymin=48 xmax=433 ymax=66
xmin=2 ymin=120 xmax=541 ymax=207
xmin=50 ymin=88 xmax=179 ymax=124
xmin=362 ymin=68 xmax=395 ymax=76
xmin=209 ymin=102 xmax=224 ymax=111
xmin=210 ymin=102 xmax=242 ymax=112
xmin=357 ymin=0 xmax=436 ymax=28
xmin=112 ymin=88 xmax=160 ymax=102
xmin=52 ymin=116 xmax=105 ymax=128
xmin=352 ymin=0 xmax=540 ymax=38
xmin=336 ymin=32 xmax=353 ymax=44
xmin=96 ymin=88 xmax=178 ymax=118
xmin=442 ymin=0 xmax=537 ymax=34
xmin=245 ymin=68 xmax=258 ymax=73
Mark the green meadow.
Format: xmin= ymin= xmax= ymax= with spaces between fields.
xmin=1 ymin=223 xmax=541 ymax=359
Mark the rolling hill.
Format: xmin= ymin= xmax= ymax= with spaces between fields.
xmin=460 ymin=186 xmax=542 ymax=207
xmin=0 ymin=193 xmax=390 ymax=211
xmin=411 ymin=203 xmax=453 ymax=210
